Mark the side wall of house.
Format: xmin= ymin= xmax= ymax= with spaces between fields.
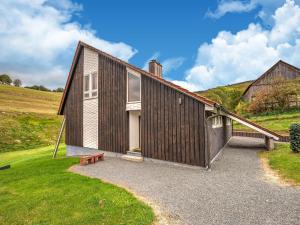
xmin=244 ymin=62 xmax=300 ymax=101
xmin=64 ymin=49 xmax=83 ymax=146
xmin=98 ymin=54 xmax=129 ymax=153
xmin=141 ymin=75 xmax=206 ymax=166
xmin=207 ymin=115 xmax=232 ymax=161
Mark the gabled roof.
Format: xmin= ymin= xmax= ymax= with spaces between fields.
xmin=242 ymin=60 xmax=300 ymax=97
xmin=57 ymin=41 xmax=217 ymax=115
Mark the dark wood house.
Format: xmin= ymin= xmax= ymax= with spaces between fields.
xmin=58 ymin=41 xmax=280 ymax=168
xmin=242 ymin=60 xmax=300 ymax=103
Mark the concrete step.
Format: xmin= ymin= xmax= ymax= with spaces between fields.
xmin=121 ymin=154 xmax=144 ymax=162
xmin=126 ymin=150 xmax=142 ymax=157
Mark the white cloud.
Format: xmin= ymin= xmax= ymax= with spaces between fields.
xmin=161 ymin=57 xmax=185 ymax=74
xmin=175 ymin=0 xmax=300 ymax=91
xmin=0 ymin=0 xmax=137 ymax=88
xmin=206 ymin=0 xmax=257 ymax=19
xmin=207 ymin=0 xmax=298 ymax=23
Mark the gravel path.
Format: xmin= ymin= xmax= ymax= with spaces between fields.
xmin=71 ymin=137 xmax=300 ymax=225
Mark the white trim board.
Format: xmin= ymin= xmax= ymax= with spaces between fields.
xmin=226 ymin=114 xmax=279 ymax=140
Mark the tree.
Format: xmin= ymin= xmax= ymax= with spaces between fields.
xmin=247 ymin=77 xmax=300 ymax=114
xmin=13 ymin=79 xmax=22 ymax=87
xmin=52 ymin=87 xmax=64 ymax=92
xmin=0 ymin=74 xmax=12 ymax=85
xmin=25 ymin=85 xmax=51 ymax=92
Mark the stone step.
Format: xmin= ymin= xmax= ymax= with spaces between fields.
xmin=121 ymin=154 xmax=144 ymax=162
xmin=126 ymin=150 xmax=142 ymax=157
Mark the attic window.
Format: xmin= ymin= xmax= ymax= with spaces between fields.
xmin=84 ymin=71 xmax=98 ymax=99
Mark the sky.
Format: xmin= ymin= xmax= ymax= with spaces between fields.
xmin=1 ymin=0 xmax=300 ymax=90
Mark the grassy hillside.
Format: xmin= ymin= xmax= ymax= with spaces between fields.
xmin=197 ymin=80 xmax=252 ymax=97
xmin=196 ymin=81 xmax=252 ymax=111
xmin=0 ymin=85 xmax=63 ymax=152
xmin=0 ymin=84 xmax=61 ymax=114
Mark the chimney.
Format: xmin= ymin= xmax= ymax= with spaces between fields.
xmin=149 ymin=60 xmax=163 ymax=78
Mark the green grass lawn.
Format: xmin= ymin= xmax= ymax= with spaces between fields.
xmin=261 ymin=143 xmax=300 ymax=185
xmin=0 ymin=146 xmax=154 ymax=225
xmin=234 ymin=109 xmax=300 ymax=135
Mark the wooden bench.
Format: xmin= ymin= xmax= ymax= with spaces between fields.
xmin=80 ymin=155 xmax=94 ymax=166
xmin=93 ymin=153 xmax=104 ymax=162
xmin=80 ymin=153 xmax=104 ymax=166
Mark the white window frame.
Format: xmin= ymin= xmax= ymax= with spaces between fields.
xmin=127 ymin=68 xmax=141 ymax=103
xmin=84 ymin=71 xmax=98 ymax=100
xmin=212 ymin=116 xmax=223 ymax=128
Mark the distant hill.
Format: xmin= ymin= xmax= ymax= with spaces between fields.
xmin=0 ymin=84 xmax=62 ymax=114
xmin=195 ymin=81 xmax=253 ymax=111
xmin=196 ymin=80 xmax=252 ymax=99
xmin=0 ymin=85 xmax=63 ymax=152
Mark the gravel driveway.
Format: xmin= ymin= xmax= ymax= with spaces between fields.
xmin=71 ymin=137 xmax=300 ymax=225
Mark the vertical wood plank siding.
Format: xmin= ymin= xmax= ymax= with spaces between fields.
xmin=64 ymin=49 xmax=83 ymax=146
xmin=206 ymin=115 xmax=232 ymax=160
xmin=98 ymin=54 xmax=128 ymax=153
xmin=141 ymin=75 xmax=206 ymax=166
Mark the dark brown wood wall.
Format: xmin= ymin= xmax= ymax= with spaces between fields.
xmin=64 ymin=49 xmax=83 ymax=146
xmin=98 ymin=54 xmax=128 ymax=153
xmin=141 ymin=75 xmax=206 ymax=166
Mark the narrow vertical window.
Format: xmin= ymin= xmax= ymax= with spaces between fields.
xmin=92 ymin=72 xmax=97 ymax=90
xmin=127 ymin=72 xmax=141 ymax=102
xmin=84 ymin=75 xmax=90 ymax=91
xmin=91 ymin=72 xmax=98 ymax=97
xmin=84 ymin=74 xmax=90 ymax=99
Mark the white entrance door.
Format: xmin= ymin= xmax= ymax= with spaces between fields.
xmin=129 ymin=110 xmax=140 ymax=151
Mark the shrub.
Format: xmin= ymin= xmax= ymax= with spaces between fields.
xmin=290 ymin=123 xmax=300 ymax=153
xmin=235 ymin=100 xmax=250 ymax=116
xmin=248 ymin=89 xmax=269 ymax=113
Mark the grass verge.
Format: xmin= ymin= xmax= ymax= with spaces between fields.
xmin=0 ymin=146 xmax=154 ymax=225
xmin=260 ymin=143 xmax=300 ymax=186
xmin=234 ymin=109 xmax=300 ymax=135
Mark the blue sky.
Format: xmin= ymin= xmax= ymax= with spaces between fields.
xmin=1 ymin=0 xmax=300 ymax=90
xmin=76 ymin=1 xmax=259 ymax=79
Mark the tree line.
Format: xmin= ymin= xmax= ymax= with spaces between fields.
xmin=0 ymin=74 xmax=64 ymax=92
